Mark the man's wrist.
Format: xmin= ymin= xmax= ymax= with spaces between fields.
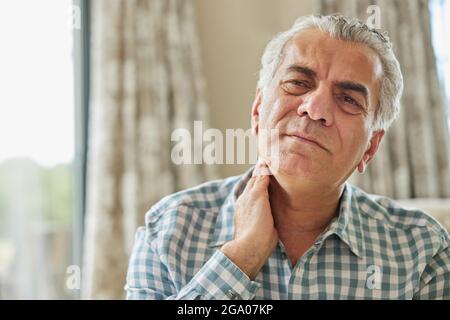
xmin=181 ymin=250 xmax=261 ymax=300
xmin=220 ymin=239 xmax=265 ymax=280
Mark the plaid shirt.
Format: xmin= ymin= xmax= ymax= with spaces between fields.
xmin=125 ymin=167 xmax=450 ymax=300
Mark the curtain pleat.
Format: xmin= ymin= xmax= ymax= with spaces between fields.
xmin=83 ymin=0 xmax=216 ymax=299
xmin=315 ymin=0 xmax=450 ymax=199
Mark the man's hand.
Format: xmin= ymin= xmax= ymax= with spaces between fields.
xmin=220 ymin=161 xmax=278 ymax=280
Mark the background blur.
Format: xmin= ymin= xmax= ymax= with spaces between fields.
xmin=0 ymin=0 xmax=449 ymax=299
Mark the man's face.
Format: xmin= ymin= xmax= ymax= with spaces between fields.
xmin=252 ymin=28 xmax=385 ymax=187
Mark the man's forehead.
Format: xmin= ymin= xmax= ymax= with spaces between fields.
xmin=281 ymin=29 xmax=383 ymax=84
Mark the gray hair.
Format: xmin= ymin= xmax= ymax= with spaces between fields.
xmin=257 ymin=14 xmax=404 ymax=131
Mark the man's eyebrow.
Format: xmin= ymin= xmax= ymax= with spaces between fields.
xmin=286 ymin=64 xmax=317 ymax=78
xmin=335 ymin=81 xmax=369 ymax=102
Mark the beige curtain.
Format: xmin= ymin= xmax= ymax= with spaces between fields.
xmin=83 ymin=0 xmax=216 ymax=299
xmin=316 ymin=0 xmax=450 ymax=199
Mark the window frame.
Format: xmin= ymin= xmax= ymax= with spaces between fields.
xmin=72 ymin=0 xmax=90 ymax=298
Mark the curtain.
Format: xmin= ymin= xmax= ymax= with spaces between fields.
xmin=316 ymin=0 xmax=450 ymax=199
xmin=82 ymin=0 xmax=216 ymax=299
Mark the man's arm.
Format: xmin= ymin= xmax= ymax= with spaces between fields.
xmin=126 ymin=161 xmax=276 ymax=299
xmin=125 ymin=227 xmax=261 ymax=300
xmin=413 ymin=244 xmax=450 ymax=299
xmin=219 ymin=161 xmax=278 ymax=280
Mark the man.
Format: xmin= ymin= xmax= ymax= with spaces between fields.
xmin=125 ymin=14 xmax=450 ymax=299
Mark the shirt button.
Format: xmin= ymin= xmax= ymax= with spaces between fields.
xmin=226 ymin=289 xmax=241 ymax=300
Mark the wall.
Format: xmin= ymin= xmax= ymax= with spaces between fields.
xmin=194 ymin=0 xmax=315 ymax=178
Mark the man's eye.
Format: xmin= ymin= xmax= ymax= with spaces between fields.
xmin=290 ymin=80 xmax=310 ymax=88
xmin=339 ymin=95 xmax=365 ymax=115
xmin=343 ymin=95 xmax=359 ymax=106
xmin=281 ymin=80 xmax=310 ymax=95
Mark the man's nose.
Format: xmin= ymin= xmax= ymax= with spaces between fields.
xmin=297 ymin=86 xmax=334 ymax=126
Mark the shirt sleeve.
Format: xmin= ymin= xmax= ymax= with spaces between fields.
xmin=413 ymin=244 xmax=450 ymax=300
xmin=125 ymin=227 xmax=261 ymax=300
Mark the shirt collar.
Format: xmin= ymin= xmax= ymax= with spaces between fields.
xmin=208 ymin=166 xmax=366 ymax=259
xmin=319 ymin=182 xmax=366 ymax=258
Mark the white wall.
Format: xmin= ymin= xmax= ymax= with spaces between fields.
xmin=194 ymin=0 xmax=315 ymax=177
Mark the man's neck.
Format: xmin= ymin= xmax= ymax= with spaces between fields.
xmin=269 ymin=173 xmax=345 ymax=235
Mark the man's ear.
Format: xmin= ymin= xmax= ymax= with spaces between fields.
xmin=357 ymin=130 xmax=385 ymax=173
xmin=251 ymin=88 xmax=263 ymax=135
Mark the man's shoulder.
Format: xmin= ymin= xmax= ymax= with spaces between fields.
xmin=349 ymin=184 xmax=450 ymax=246
xmin=144 ymin=174 xmax=241 ymax=232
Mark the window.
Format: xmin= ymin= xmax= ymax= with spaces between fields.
xmin=0 ymin=0 xmax=76 ymax=299
xmin=430 ymin=0 xmax=450 ymax=129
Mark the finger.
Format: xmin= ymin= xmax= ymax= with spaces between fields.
xmin=252 ymin=159 xmax=263 ymax=176
xmin=240 ymin=165 xmax=264 ymax=199
xmin=253 ymin=173 xmax=270 ymax=193
xmin=242 ymin=160 xmax=270 ymax=196
xmin=253 ymin=158 xmax=270 ymax=176
xmin=256 ymin=166 xmax=271 ymax=176
xmin=241 ymin=173 xmax=258 ymax=196
xmin=254 ymin=161 xmax=271 ymax=176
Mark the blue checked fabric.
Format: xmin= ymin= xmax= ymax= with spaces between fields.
xmin=125 ymin=167 xmax=450 ymax=300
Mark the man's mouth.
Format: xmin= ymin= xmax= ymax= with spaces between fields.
xmin=284 ymin=133 xmax=327 ymax=151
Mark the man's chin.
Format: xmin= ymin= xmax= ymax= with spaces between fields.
xmin=270 ymin=155 xmax=319 ymax=180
